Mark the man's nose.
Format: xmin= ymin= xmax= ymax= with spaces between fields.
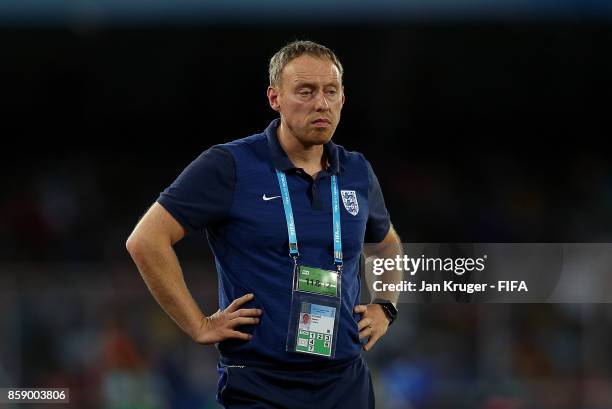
xmin=314 ymin=92 xmax=330 ymax=111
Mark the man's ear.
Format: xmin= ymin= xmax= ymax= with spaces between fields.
xmin=267 ymin=86 xmax=280 ymax=112
xmin=341 ymin=86 xmax=346 ymax=106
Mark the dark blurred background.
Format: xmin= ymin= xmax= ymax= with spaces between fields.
xmin=1 ymin=1 xmax=612 ymax=408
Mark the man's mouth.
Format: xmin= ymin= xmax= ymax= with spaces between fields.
xmin=312 ymin=118 xmax=332 ymax=127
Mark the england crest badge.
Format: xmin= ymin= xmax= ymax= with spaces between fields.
xmin=340 ymin=190 xmax=359 ymax=216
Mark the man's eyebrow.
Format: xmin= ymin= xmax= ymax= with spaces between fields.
xmin=292 ymin=79 xmax=340 ymax=88
xmin=292 ymin=80 xmax=317 ymax=88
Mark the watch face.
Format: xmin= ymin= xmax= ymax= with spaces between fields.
xmin=372 ymin=299 xmax=397 ymax=324
xmin=384 ymin=305 xmax=397 ymax=318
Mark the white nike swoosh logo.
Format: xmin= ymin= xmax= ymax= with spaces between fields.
xmin=262 ymin=194 xmax=281 ymax=201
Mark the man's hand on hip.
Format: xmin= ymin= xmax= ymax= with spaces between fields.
xmin=194 ymin=293 xmax=262 ymax=345
xmin=354 ymin=304 xmax=389 ymax=351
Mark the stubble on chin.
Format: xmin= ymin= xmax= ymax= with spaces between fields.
xmin=306 ymin=129 xmax=334 ymax=146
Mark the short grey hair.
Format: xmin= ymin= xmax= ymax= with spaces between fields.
xmin=269 ymin=40 xmax=344 ymax=87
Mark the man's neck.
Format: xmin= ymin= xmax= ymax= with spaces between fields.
xmin=277 ymin=123 xmax=326 ymax=176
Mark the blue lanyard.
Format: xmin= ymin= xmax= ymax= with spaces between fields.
xmin=276 ymin=169 xmax=343 ymax=272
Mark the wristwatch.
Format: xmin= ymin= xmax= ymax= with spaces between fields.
xmin=372 ymin=298 xmax=398 ymax=325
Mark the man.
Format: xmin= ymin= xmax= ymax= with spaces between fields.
xmin=126 ymin=40 xmax=402 ymax=409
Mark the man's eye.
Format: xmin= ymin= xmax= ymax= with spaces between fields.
xmin=326 ymin=90 xmax=337 ymax=96
xmin=298 ymin=90 xmax=312 ymax=96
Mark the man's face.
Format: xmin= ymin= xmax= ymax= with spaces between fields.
xmin=268 ymin=54 xmax=345 ymax=146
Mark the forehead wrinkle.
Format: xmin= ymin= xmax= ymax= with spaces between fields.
xmin=290 ymin=73 xmax=341 ymax=87
xmin=280 ymin=57 xmax=342 ymax=88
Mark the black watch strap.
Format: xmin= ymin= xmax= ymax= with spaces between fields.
xmin=372 ymin=298 xmax=398 ymax=325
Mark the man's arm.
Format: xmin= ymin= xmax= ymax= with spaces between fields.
xmin=363 ymin=225 xmax=403 ymax=306
xmin=354 ymin=225 xmax=403 ymax=351
xmin=126 ymin=202 xmax=261 ymax=344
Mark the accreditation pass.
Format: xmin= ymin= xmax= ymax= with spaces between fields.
xmin=296 ymin=303 xmax=335 ymax=357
